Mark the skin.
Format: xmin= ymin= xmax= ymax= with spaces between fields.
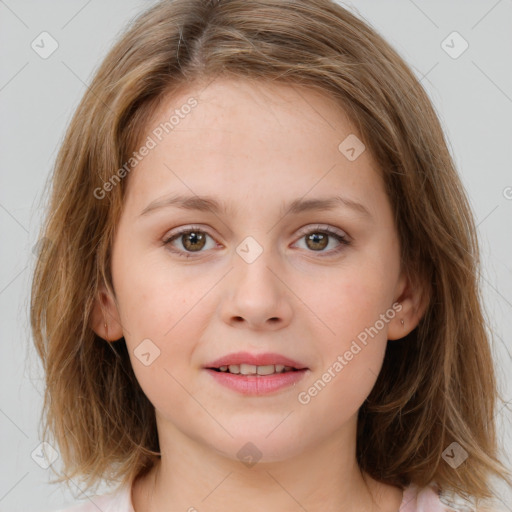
xmin=91 ymin=78 xmax=426 ymax=511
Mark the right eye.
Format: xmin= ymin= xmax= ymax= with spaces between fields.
xmin=163 ymin=226 xmax=219 ymax=258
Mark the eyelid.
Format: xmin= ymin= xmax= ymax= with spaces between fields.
xmin=163 ymin=224 xmax=214 ymax=240
xmin=164 ymin=223 xmax=349 ymax=240
xmin=163 ymin=223 xmax=351 ymax=258
xmin=291 ymin=223 xmax=351 ymax=258
xmin=294 ymin=223 xmax=348 ymax=239
xmin=162 ymin=224 xmax=221 ymax=259
xmin=163 ymin=224 xmax=218 ymax=247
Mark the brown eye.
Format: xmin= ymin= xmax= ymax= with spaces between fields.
xmin=164 ymin=227 xmax=216 ymax=258
xmin=293 ymin=225 xmax=350 ymax=257
xmin=181 ymin=231 xmax=206 ymax=251
xmin=305 ymin=232 xmax=329 ymax=251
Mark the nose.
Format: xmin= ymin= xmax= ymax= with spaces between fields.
xmin=219 ymin=247 xmax=293 ymax=331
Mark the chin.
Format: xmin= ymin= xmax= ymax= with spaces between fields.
xmin=204 ymin=427 xmax=310 ymax=465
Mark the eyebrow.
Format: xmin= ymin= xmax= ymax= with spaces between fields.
xmin=139 ymin=193 xmax=372 ymax=219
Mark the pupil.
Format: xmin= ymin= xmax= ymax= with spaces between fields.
xmin=184 ymin=232 xmax=205 ymax=251
xmin=182 ymin=232 xmax=329 ymax=252
xmin=307 ymin=233 xmax=327 ymax=251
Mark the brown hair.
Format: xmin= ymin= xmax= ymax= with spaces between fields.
xmin=30 ymin=0 xmax=510 ymax=505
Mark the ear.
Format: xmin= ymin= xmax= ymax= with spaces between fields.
xmin=89 ymin=283 xmax=124 ymax=342
xmin=387 ymin=269 xmax=430 ymax=341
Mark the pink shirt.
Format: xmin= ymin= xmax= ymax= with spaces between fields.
xmin=54 ymin=482 xmax=471 ymax=511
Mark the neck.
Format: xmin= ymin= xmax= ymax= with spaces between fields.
xmin=131 ymin=417 xmax=403 ymax=512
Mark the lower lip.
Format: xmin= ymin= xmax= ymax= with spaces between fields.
xmin=205 ymin=369 xmax=308 ymax=395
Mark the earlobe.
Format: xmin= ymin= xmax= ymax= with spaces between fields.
xmin=89 ymin=284 xmax=124 ymax=342
xmin=387 ymin=312 xmax=409 ymax=340
xmin=387 ymin=304 xmax=408 ymax=341
xmin=388 ymin=273 xmax=430 ymax=341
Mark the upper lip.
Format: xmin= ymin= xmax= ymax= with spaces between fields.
xmin=205 ymin=351 xmax=308 ymax=369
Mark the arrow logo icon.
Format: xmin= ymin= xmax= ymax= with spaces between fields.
xmin=440 ymin=31 xmax=468 ymax=59
xmin=338 ymin=134 xmax=365 ymax=161
xmin=31 ymin=31 xmax=59 ymax=59
xmin=237 ymin=442 xmax=263 ymax=468
xmin=236 ymin=236 xmax=263 ymax=264
xmin=441 ymin=442 xmax=468 ymax=468
xmin=134 ymin=339 xmax=161 ymax=366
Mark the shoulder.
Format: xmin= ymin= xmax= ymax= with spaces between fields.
xmin=401 ymin=483 xmax=502 ymax=512
xmin=51 ymin=482 xmax=134 ymax=512
xmin=401 ymin=483 xmax=451 ymax=511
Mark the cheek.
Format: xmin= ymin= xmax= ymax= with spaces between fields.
xmin=297 ymin=299 xmax=391 ymax=421
xmin=111 ymin=255 xmax=198 ymax=391
xmin=300 ymin=258 xmax=398 ymax=404
xmin=113 ymin=246 xmax=206 ymax=338
xmin=305 ymin=266 xmax=398 ymax=347
xmin=298 ymin=348 xmax=385 ymax=426
xmin=117 ymin=276 xmax=200 ymax=417
xmin=300 ymin=253 xmax=399 ymax=415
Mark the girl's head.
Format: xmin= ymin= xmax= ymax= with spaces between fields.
xmin=31 ymin=0 xmax=508 ymax=504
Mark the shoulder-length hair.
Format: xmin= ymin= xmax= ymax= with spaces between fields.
xmin=30 ymin=0 xmax=510 ymax=503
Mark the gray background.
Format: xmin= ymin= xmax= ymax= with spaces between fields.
xmin=0 ymin=0 xmax=511 ymax=510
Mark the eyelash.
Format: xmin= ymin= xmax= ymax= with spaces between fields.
xmin=163 ymin=224 xmax=351 ymax=259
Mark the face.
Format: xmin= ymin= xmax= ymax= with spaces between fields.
xmin=100 ymin=78 xmax=412 ymax=463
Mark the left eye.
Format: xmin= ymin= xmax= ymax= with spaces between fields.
xmin=163 ymin=227 xmax=216 ymax=257
xmin=163 ymin=225 xmax=350 ymax=258
xmin=292 ymin=225 xmax=350 ymax=256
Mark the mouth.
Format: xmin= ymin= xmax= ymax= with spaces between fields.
xmin=204 ymin=353 xmax=309 ymax=395
xmin=204 ymin=351 xmax=308 ymax=375
xmin=208 ymin=364 xmax=302 ymax=376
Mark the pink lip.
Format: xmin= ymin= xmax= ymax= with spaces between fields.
xmin=203 ymin=351 xmax=309 ymax=396
xmin=204 ymin=351 xmax=307 ymax=369
xmin=205 ymin=368 xmax=308 ymax=395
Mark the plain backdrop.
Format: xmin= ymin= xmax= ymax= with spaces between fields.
xmin=0 ymin=0 xmax=511 ymax=510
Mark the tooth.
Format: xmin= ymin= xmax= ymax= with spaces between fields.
xmin=219 ymin=366 xmax=228 ymax=372
xmin=275 ymin=364 xmax=285 ymax=373
xmin=257 ymin=365 xmax=276 ymax=375
xmin=239 ymin=364 xmax=257 ymax=375
xmin=228 ymin=364 xmax=240 ymax=374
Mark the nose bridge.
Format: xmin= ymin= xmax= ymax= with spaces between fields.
xmin=220 ymin=234 xmax=292 ymax=329
xmin=234 ymin=236 xmax=280 ymax=307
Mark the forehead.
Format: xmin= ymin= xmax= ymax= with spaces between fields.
xmin=122 ymin=78 xmax=385 ymax=218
